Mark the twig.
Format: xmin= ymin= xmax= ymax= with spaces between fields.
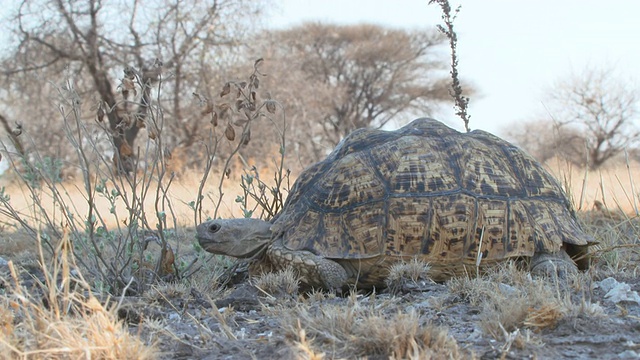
xmin=429 ymin=0 xmax=471 ymax=131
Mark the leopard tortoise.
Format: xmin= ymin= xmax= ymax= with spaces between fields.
xmin=197 ymin=118 xmax=594 ymax=289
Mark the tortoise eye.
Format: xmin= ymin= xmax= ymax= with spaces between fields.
xmin=209 ymin=223 xmax=221 ymax=233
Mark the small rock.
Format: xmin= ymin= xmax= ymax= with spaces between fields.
xmin=604 ymin=283 xmax=640 ymax=306
xmin=617 ymin=350 xmax=639 ymax=359
xmin=498 ymin=283 xmax=520 ymax=296
xmin=215 ymin=283 xmax=262 ymax=311
xmin=597 ymin=277 xmax=620 ymax=293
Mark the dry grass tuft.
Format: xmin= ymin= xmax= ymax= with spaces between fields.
xmin=0 ymin=233 xmax=157 ymax=359
xmin=447 ymin=263 xmax=593 ymax=343
xmin=290 ymin=320 xmax=326 ymax=360
xmin=278 ymin=294 xmax=462 ymax=359
xmin=252 ymin=267 xmax=300 ymax=298
xmin=522 ymin=304 xmax=563 ymax=330
xmin=385 ymin=258 xmax=433 ymax=293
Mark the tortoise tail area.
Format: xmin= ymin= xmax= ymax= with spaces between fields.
xmin=521 ymin=200 xmax=595 ymax=270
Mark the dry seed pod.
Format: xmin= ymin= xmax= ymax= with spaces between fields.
xmin=219 ymin=108 xmax=229 ymax=120
xmin=201 ymin=102 xmax=214 ymax=115
xmin=225 ymin=123 xmax=236 ymax=141
xmin=265 ymin=100 xmax=277 ymax=114
xmin=11 ymin=122 xmax=22 ymax=137
xmin=121 ymin=78 xmax=137 ymax=97
xmin=220 ymin=82 xmax=231 ymax=97
xmin=120 ymin=141 xmax=134 ymax=157
xmin=225 ymin=168 xmax=231 ymax=179
xmin=97 ymin=106 xmax=105 ymax=122
xmin=233 ymin=118 xmax=249 ymax=127
xmin=211 ymin=111 xmax=218 ymax=126
xmin=235 ymin=99 xmax=244 ymax=111
xmin=161 ymin=244 xmax=175 ymax=276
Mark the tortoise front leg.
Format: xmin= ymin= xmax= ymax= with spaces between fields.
xmin=267 ymin=245 xmax=348 ymax=290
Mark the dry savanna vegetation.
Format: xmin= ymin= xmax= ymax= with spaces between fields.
xmin=0 ymin=1 xmax=639 ymax=359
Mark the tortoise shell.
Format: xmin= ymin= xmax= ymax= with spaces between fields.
xmin=271 ymin=118 xmax=590 ymax=268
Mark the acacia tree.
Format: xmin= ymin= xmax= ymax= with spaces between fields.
xmin=1 ymin=0 xmax=264 ymax=172
xmin=504 ymin=119 xmax=588 ymax=166
xmin=259 ymin=23 xmax=457 ymax=162
xmin=547 ymin=68 xmax=639 ymax=169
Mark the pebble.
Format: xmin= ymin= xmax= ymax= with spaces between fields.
xmin=597 ymin=278 xmax=640 ymax=306
xmin=618 ymin=350 xmax=640 ymax=359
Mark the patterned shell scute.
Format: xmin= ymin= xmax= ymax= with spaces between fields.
xmin=273 ymin=118 xmax=588 ymax=261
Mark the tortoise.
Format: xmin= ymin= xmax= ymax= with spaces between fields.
xmin=197 ymin=118 xmax=594 ymax=289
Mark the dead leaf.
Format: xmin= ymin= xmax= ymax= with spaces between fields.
xmin=225 ymin=123 xmax=236 ymax=141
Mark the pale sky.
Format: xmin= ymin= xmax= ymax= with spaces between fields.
xmin=268 ymin=0 xmax=640 ymax=137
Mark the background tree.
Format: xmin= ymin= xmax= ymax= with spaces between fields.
xmin=514 ymin=68 xmax=640 ymax=169
xmin=505 ymin=119 xmax=588 ymax=166
xmin=0 ymin=0 xmax=265 ymax=173
xmin=550 ymin=69 xmax=640 ymax=169
xmin=257 ymin=23 xmax=458 ymax=163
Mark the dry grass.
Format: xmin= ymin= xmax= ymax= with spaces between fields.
xmin=446 ymin=263 xmax=604 ymax=348
xmin=385 ymin=258 xmax=433 ymax=294
xmin=252 ymin=267 xmax=300 ymax=299
xmin=0 ymin=171 xmax=248 ymax=229
xmin=545 ymin=157 xmax=640 ymax=214
xmin=277 ymin=292 xmax=463 ymax=359
xmin=0 ymin=233 xmax=158 ymax=359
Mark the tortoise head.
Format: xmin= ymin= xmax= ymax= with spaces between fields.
xmin=196 ymin=218 xmax=273 ymax=258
